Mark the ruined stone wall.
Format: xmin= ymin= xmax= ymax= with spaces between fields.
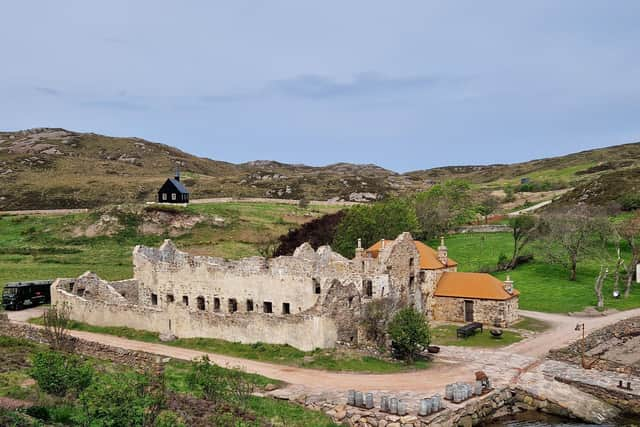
xmin=52 ymin=278 xmax=338 ymax=351
xmin=133 ymin=241 xmax=386 ymax=317
xmin=432 ymin=296 xmax=519 ymax=327
xmin=50 ymin=233 xmax=491 ymax=350
xmin=421 ymin=266 xmax=456 ymax=320
xmin=375 ymin=233 xmax=421 ymax=311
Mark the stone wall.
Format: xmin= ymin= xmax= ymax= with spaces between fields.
xmin=52 ymin=279 xmax=338 ymax=351
xmin=432 ymin=296 xmax=519 ymax=327
xmin=0 ymin=316 xmax=158 ymax=369
xmin=297 ymin=388 xmax=516 ymax=427
xmin=50 ymin=231 xmax=518 ymax=350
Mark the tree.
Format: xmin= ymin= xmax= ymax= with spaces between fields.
xmin=273 ymin=211 xmax=346 ymax=257
xmin=507 ymin=214 xmax=539 ymax=269
xmin=42 ymin=303 xmax=73 ymax=352
xmin=539 ymin=206 xmax=612 ymax=281
xmin=387 ymin=308 xmax=430 ymax=364
xmin=617 ymin=212 xmax=640 ymax=298
xmin=332 ymin=199 xmax=419 ymax=257
xmin=30 ymin=350 xmax=93 ymax=397
xmin=415 ymin=180 xmax=475 ymax=239
xmin=477 ymin=196 xmax=500 ymax=224
xmin=594 ymin=266 xmax=609 ymax=310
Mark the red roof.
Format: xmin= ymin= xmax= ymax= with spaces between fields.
xmin=434 ymin=272 xmax=519 ymax=301
xmin=365 ymin=239 xmax=457 ymax=270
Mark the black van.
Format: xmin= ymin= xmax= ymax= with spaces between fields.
xmin=2 ymin=281 xmax=52 ymax=310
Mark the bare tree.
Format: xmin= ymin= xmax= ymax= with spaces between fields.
xmin=42 ymin=302 xmax=73 ymax=352
xmin=617 ymin=212 xmax=640 ymax=298
xmin=507 ymin=214 xmax=539 ymax=269
xmin=539 ymin=206 xmax=612 ymax=281
xmin=594 ymin=266 xmax=609 ymax=310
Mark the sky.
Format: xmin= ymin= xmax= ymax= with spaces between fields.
xmin=1 ymin=1 xmax=640 ymax=172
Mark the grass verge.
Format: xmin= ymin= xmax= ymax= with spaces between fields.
xmin=430 ymin=324 xmax=522 ymax=348
xmin=27 ymin=318 xmax=429 ymax=373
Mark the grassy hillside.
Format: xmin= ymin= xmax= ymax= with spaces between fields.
xmin=0 ymin=128 xmax=409 ymax=209
xmin=1 ymin=200 xmax=638 ymax=314
xmin=0 ymin=201 xmax=341 ymax=288
xmin=1 ymin=128 xmax=639 ymax=210
xmin=407 ymin=142 xmax=640 ymax=188
xmin=432 ymin=233 xmax=640 ymax=313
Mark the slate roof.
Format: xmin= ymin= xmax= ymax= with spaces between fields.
xmin=162 ymin=178 xmax=189 ymax=194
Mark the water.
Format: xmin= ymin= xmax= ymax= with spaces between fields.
xmin=483 ymin=412 xmax=622 ymax=427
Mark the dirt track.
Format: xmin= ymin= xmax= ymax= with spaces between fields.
xmin=8 ymin=307 xmax=640 ymax=394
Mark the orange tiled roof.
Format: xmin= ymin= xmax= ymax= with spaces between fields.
xmin=365 ymin=239 xmax=457 ymax=270
xmin=434 ymin=272 xmax=519 ymax=301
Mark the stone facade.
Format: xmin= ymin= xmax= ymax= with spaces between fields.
xmin=432 ymin=296 xmax=519 ymax=327
xmin=52 ymin=232 xmax=519 ymax=350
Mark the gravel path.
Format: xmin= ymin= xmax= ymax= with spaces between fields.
xmin=7 ymin=307 xmax=640 ymax=394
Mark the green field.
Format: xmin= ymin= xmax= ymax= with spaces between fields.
xmin=0 ymin=202 xmax=340 ymax=289
xmin=431 ymin=232 xmax=640 ymax=313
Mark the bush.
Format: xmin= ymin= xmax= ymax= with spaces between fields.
xmin=155 ymin=410 xmax=186 ymax=427
xmin=273 ymin=211 xmax=346 ymax=257
xmin=387 ymin=308 xmax=430 ymax=363
xmin=29 ymin=350 xmax=93 ymax=397
xmin=186 ymin=356 xmax=253 ymax=407
xmin=77 ymin=371 xmax=155 ymax=427
xmin=620 ymin=193 xmax=640 ymax=211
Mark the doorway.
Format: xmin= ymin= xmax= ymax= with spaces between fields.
xmin=464 ymin=300 xmax=474 ymax=322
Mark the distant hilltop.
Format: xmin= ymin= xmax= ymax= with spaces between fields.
xmin=0 ymin=127 xmax=638 ymax=210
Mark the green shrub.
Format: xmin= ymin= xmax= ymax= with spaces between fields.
xmin=77 ymin=371 xmax=154 ymax=427
xmin=155 ymin=410 xmax=186 ymax=427
xmin=186 ymin=355 xmax=253 ymax=407
xmin=29 ymin=350 xmax=93 ymax=397
xmin=387 ymin=308 xmax=430 ymax=364
xmin=620 ymin=193 xmax=640 ymax=211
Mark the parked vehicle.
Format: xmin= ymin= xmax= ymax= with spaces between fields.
xmin=2 ymin=281 xmax=52 ymax=310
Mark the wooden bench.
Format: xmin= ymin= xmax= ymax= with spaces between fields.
xmin=456 ymin=322 xmax=483 ymax=338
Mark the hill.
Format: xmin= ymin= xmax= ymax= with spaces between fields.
xmin=0 ymin=127 xmax=639 ymax=209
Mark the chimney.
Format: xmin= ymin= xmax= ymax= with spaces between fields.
xmin=381 ymin=239 xmax=385 ymax=249
xmin=355 ymin=238 xmax=364 ymax=259
xmin=504 ymin=275 xmax=514 ymax=294
xmin=437 ymin=236 xmax=448 ymax=266
xmin=175 ymin=164 xmax=181 ymax=182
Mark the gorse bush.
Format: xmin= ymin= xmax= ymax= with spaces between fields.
xmin=29 ymin=350 xmax=93 ymax=397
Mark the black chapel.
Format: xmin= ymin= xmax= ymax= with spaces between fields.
xmin=158 ymin=167 xmax=189 ymax=204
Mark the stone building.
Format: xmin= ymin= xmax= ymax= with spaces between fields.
xmin=52 ymin=232 xmax=519 ymax=351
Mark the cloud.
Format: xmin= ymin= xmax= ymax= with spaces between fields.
xmin=270 ymin=73 xmax=440 ymax=99
xmin=35 ymin=87 xmax=60 ymax=96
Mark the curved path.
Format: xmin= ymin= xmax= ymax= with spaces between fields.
xmin=7 ymin=307 xmax=640 ymax=394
